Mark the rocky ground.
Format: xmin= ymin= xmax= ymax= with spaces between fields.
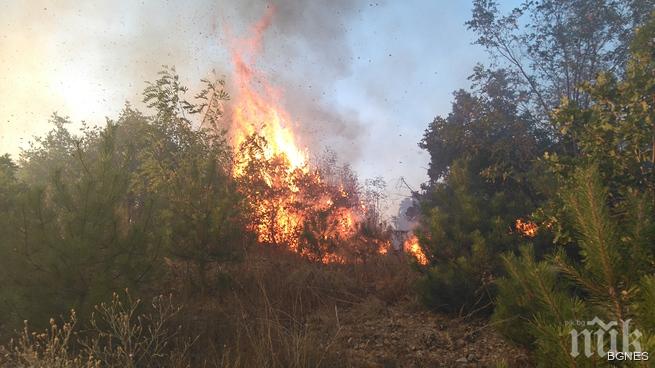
xmin=323 ymin=297 xmax=530 ymax=368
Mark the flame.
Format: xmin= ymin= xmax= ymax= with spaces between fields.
xmin=227 ymin=7 xmax=309 ymax=250
xmin=515 ymin=219 xmax=538 ymax=237
xmin=224 ymin=9 xmax=382 ymax=263
xmin=229 ymin=7 xmax=307 ymax=173
xmin=377 ymin=240 xmax=391 ymax=255
xmin=403 ymin=235 xmax=428 ymax=265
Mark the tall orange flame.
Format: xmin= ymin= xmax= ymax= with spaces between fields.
xmin=229 ymin=7 xmax=307 ymax=172
xmin=224 ymin=8 xmax=379 ymax=263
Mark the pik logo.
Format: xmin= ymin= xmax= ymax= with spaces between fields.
xmin=568 ymin=317 xmax=649 ymax=361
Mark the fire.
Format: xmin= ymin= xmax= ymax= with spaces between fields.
xmin=377 ymin=240 xmax=391 ymax=255
xmin=403 ymin=235 xmax=428 ymax=265
xmin=228 ymin=7 xmax=307 ymax=173
xmin=222 ymin=8 xmax=389 ymax=263
xmin=515 ymin=219 xmax=538 ymax=237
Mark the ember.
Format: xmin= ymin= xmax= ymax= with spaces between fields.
xmin=515 ymin=219 xmax=538 ymax=238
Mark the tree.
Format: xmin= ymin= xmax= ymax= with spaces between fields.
xmin=493 ymin=16 xmax=655 ymax=365
xmin=540 ymin=13 xmax=655 ymax=242
xmin=18 ymin=114 xmax=79 ymax=186
xmin=234 ymin=135 xmax=389 ymax=263
xmin=0 ymin=119 xmax=164 ymax=330
xmin=467 ymin=0 xmax=655 ymax=119
xmin=0 ymin=67 xmax=246 ymax=332
xmin=415 ymin=71 xmax=551 ymax=313
xmin=420 ymin=68 xmax=546 ymax=184
xmin=139 ymin=67 xmax=244 ymax=294
xmin=414 ymin=0 xmax=655 ymax=316
xmin=493 ymin=166 xmax=655 ymax=366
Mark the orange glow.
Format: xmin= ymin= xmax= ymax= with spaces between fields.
xmin=515 ymin=219 xmax=538 ymax=237
xmin=403 ymin=235 xmax=428 ymax=265
xmin=320 ymin=253 xmax=347 ymax=264
xmin=377 ymin=240 xmax=391 ymax=255
xmin=225 ymin=9 xmax=383 ymax=263
xmin=229 ymin=7 xmax=307 ymax=174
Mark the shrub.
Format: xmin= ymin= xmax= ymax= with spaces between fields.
xmin=0 ymin=291 xmax=190 ymax=368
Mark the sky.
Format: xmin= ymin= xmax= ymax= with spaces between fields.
xmin=0 ymin=0 xmax=516 ymax=216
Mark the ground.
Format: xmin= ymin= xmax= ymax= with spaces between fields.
xmin=327 ymin=298 xmax=530 ymax=368
xmin=176 ymin=248 xmax=532 ymax=367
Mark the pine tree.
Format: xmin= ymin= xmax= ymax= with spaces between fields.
xmin=494 ymin=166 xmax=655 ymax=367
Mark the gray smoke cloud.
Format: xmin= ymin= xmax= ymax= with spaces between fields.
xmin=222 ymin=0 xmax=371 ymax=160
xmin=0 ymin=0 xmax=372 ymax=161
xmin=3 ymin=0 xmax=486 ymax=218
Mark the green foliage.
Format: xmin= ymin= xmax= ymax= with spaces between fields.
xmin=420 ymin=68 xmax=545 ymax=183
xmin=415 ymin=8 xmax=655 ymax=366
xmin=139 ymin=70 xmax=244 ymax=293
xmin=494 ymin=166 xmax=655 ymax=366
xmin=0 ymin=68 xmax=244 ymax=333
xmin=1 ymin=120 xmax=163 ymax=328
xmin=468 ymin=0 xmax=654 ymax=117
xmin=536 ymin=12 xmax=655 ymax=245
xmin=18 ymin=114 xmax=79 ymax=186
xmin=415 ymin=71 xmax=550 ymax=313
xmin=0 ymin=155 xmax=21 ymax=256
xmin=549 ymin=14 xmax=655 ymax=193
xmin=491 ymin=16 xmax=655 ymax=365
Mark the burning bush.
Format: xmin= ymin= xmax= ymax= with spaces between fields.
xmin=234 ymin=133 xmax=391 ymax=263
xmin=183 ymin=10 xmax=395 ymax=265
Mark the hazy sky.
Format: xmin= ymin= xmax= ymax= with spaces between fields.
xmin=0 ymin=0 xmax=517 ymax=214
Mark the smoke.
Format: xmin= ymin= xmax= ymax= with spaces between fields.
xmin=231 ymin=0 xmax=359 ymax=76
xmin=222 ymin=0 xmax=370 ymax=160
xmin=0 ymin=0 xmax=371 ymax=161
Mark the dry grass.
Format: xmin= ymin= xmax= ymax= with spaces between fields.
xmin=0 ymin=312 xmax=94 ymax=368
xmin=176 ymin=245 xmax=418 ymax=368
xmin=0 ymin=246 xmax=418 ymax=368
xmin=0 ymin=292 xmax=191 ymax=368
